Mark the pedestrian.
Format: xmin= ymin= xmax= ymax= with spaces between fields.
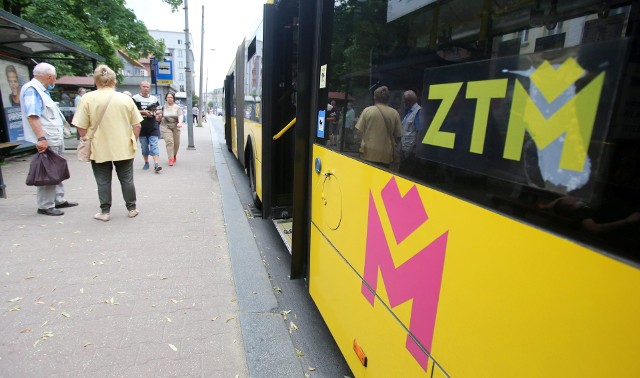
xmin=192 ymin=105 xmax=199 ymax=124
xmin=74 ymin=87 xmax=86 ymax=107
xmin=71 ymin=64 xmax=143 ymax=222
xmin=355 ymin=86 xmax=403 ymax=169
xmin=132 ymin=81 xmax=162 ymax=172
xmin=20 ymin=62 xmax=78 ymax=216
xmin=20 ymin=63 xmax=78 ymax=216
xmin=161 ymin=92 xmax=184 ymax=166
xmin=398 ymin=90 xmax=422 ymax=175
xmin=343 ymin=101 xmax=356 ymax=148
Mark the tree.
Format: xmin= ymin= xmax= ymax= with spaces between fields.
xmin=6 ymin=0 xmax=185 ymax=77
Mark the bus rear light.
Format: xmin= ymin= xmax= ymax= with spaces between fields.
xmin=353 ymin=339 xmax=368 ymax=367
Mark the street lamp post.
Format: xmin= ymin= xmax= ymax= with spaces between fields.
xmin=184 ymin=0 xmax=195 ymax=149
xmin=197 ymin=5 xmax=205 ymax=127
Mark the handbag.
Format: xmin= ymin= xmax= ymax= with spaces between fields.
xmin=26 ymin=147 xmax=70 ymax=186
xmin=77 ymin=92 xmax=115 ymax=162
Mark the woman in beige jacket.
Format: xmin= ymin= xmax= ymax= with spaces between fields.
xmin=72 ymin=65 xmax=143 ymax=221
xmin=160 ymin=92 xmax=184 ymax=166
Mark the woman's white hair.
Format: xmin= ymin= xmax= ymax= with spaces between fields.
xmin=33 ymin=63 xmax=56 ymax=77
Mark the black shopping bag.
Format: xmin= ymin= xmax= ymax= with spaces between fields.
xmin=25 ymin=148 xmax=71 ymax=186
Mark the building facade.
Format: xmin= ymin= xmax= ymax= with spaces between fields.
xmin=148 ymin=29 xmax=196 ymax=105
xmin=115 ymin=29 xmax=195 ymax=105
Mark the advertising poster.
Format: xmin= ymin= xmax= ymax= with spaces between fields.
xmin=0 ymin=59 xmax=29 ymax=142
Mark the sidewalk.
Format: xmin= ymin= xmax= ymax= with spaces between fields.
xmin=0 ymin=120 xmax=249 ymax=376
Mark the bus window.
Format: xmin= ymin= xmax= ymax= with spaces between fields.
xmin=320 ymin=0 xmax=640 ymax=262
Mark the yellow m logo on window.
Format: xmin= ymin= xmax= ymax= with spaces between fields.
xmin=503 ymin=58 xmax=605 ymax=172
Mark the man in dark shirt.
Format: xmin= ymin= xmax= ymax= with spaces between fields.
xmin=132 ymin=81 xmax=161 ymax=172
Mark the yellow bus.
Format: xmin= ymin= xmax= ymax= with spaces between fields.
xmin=223 ymin=0 xmax=640 ymax=376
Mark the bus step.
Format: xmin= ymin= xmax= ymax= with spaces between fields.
xmin=273 ymin=219 xmax=293 ymax=254
xmin=245 ymin=204 xmax=262 ymax=219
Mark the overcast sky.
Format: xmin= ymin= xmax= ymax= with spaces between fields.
xmin=125 ymin=0 xmax=264 ymax=91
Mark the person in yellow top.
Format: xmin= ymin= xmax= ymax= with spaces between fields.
xmin=72 ymin=65 xmax=143 ymax=222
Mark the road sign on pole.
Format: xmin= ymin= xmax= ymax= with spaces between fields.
xmin=156 ymin=59 xmax=173 ymax=84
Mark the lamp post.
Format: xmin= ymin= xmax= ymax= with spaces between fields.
xmin=197 ymin=5 xmax=205 ymax=127
xmin=184 ymin=0 xmax=195 ymax=149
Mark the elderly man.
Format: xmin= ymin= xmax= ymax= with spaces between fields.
xmin=21 ymin=62 xmax=78 ymax=216
xmin=398 ymin=90 xmax=422 ymax=175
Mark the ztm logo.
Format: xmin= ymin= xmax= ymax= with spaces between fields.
xmin=361 ymin=177 xmax=448 ymax=370
xmin=424 ymin=57 xmax=605 ymax=172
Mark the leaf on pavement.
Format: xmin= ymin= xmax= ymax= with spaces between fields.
xmin=280 ymin=310 xmax=291 ymax=320
xmin=166 ymin=317 xmax=172 ymax=322
xmin=289 ymin=322 xmax=299 ymax=334
xmin=20 ymin=328 xmax=31 ymax=333
xmin=8 ymin=306 xmax=21 ymax=311
xmin=61 ymin=312 xmax=70 ymax=318
xmin=168 ymin=343 xmax=177 ymax=352
xmin=296 ymin=349 xmax=304 ymax=357
xmin=83 ymin=342 xmax=92 ymax=347
xmin=8 ymin=297 xmax=23 ymax=302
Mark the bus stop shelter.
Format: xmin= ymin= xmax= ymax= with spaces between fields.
xmin=0 ymin=9 xmax=104 ymax=198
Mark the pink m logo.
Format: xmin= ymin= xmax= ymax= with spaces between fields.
xmin=361 ymin=177 xmax=448 ymax=370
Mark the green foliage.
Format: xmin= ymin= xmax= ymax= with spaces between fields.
xmin=14 ymin=0 xmax=178 ymax=77
xmin=162 ymin=0 xmax=183 ymax=12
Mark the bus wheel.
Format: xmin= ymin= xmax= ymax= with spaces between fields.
xmin=248 ymin=153 xmax=262 ymax=209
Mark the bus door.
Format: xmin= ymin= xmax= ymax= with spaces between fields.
xmin=263 ymin=0 xmax=299 ymax=247
xmin=234 ymin=42 xmax=246 ymax=166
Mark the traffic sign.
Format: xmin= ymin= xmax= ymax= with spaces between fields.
xmin=156 ymin=59 xmax=173 ymax=84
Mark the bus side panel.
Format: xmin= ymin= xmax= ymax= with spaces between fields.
xmin=244 ymin=119 xmax=263 ymax=202
xmin=309 ymin=226 xmax=429 ymax=377
xmin=230 ymin=116 xmax=238 ymax=159
xmin=309 ymin=146 xmax=640 ymax=377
